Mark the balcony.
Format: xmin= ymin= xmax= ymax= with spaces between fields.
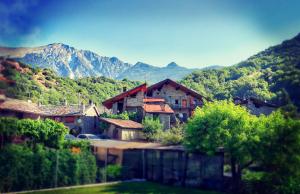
xmin=169 ymin=103 xmax=202 ymax=109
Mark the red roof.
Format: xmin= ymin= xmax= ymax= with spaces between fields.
xmin=102 ymin=83 xmax=147 ymax=109
xmin=147 ymin=79 xmax=207 ymax=100
xmin=143 ymin=104 xmax=174 ymax=114
xmin=99 ymin=117 xmax=143 ymax=129
xmin=143 ymin=98 xmax=165 ymax=103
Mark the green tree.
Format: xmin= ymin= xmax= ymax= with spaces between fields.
xmin=142 ymin=117 xmax=163 ymax=141
xmin=257 ymin=112 xmax=300 ymax=194
xmin=185 ymin=101 xmax=259 ymax=190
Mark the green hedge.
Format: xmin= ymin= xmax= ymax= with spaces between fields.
xmin=0 ymin=143 xmax=97 ymax=192
xmin=0 ymin=117 xmax=97 ymax=192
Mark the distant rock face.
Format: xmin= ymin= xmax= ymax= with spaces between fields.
xmin=0 ymin=43 xmax=218 ymax=82
xmin=0 ymin=43 xmax=131 ymax=79
xmin=117 ymin=62 xmax=198 ymax=83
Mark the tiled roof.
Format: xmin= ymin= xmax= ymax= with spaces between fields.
xmin=99 ymin=117 xmax=143 ymax=129
xmin=0 ymin=98 xmax=43 ymax=115
xmin=143 ymin=103 xmax=174 ymax=114
xmin=0 ymin=98 xmax=97 ymax=116
xmin=39 ymin=105 xmax=83 ymax=116
xmin=143 ymin=98 xmax=165 ymax=103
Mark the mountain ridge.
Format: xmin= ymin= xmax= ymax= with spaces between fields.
xmin=0 ymin=43 xmax=213 ymax=82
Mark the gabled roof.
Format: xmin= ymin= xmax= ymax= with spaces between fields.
xmin=143 ymin=103 xmax=174 ymax=114
xmin=0 ymin=98 xmax=99 ymax=116
xmin=102 ymin=83 xmax=147 ymax=109
xmin=233 ymin=96 xmax=278 ymax=108
xmin=99 ymin=117 xmax=143 ymax=129
xmin=146 ymin=79 xmax=206 ymax=100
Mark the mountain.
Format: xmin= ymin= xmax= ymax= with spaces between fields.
xmin=181 ymin=33 xmax=300 ymax=109
xmin=0 ymin=44 xmax=202 ymax=82
xmin=117 ymin=61 xmax=198 ymax=83
xmin=0 ymin=58 xmax=141 ymax=105
xmin=0 ymin=43 xmax=131 ymax=79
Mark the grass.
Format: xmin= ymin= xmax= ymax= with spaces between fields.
xmin=26 ymin=181 xmax=222 ymax=194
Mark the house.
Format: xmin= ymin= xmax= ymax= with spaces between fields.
xmin=99 ymin=117 xmax=144 ymax=141
xmin=142 ymin=98 xmax=174 ymax=129
xmin=102 ymin=83 xmax=147 ymax=115
xmin=0 ymin=97 xmax=101 ymax=134
xmin=102 ymin=79 xmax=206 ymax=129
xmin=233 ymin=96 xmax=278 ymax=116
xmin=146 ymin=79 xmax=205 ymax=122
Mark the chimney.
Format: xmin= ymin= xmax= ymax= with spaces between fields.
xmin=38 ymin=101 xmax=42 ymax=107
xmin=160 ymin=104 xmax=165 ymax=111
xmin=64 ymin=99 xmax=68 ymax=106
xmin=123 ymin=86 xmax=127 ymax=92
xmin=89 ymin=99 xmax=94 ymax=106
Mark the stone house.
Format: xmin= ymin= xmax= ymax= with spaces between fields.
xmin=0 ymin=97 xmax=102 ymax=134
xmin=146 ymin=79 xmax=205 ymax=122
xmin=102 ymin=79 xmax=206 ymax=129
xmin=233 ymin=96 xmax=278 ymax=116
xmin=142 ymin=98 xmax=174 ymax=130
xmin=99 ymin=117 xmax=144 ymax=141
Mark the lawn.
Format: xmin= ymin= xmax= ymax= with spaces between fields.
xmin=26 ymin=181 xmax=222 ymax=194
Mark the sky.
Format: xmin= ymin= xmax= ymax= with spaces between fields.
xmin=0 ymin=0 xmax=300 ymax=68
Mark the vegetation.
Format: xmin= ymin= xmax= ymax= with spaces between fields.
xmin=185 ymin=101 xmax=258 ymax=191
xmin=0 ymin=117 xmax=97 ymax=193
xmin=184 ymin=101 xmax=300 ymax=193
xmin=0 ymin=117 xmax=68 ymax=149
xmin=160 ymin=124 xmax=185 ymax=145
xmin=100 ymin=111 xmax=137 ymax=121
xmin=106 ymin=164 xmax=122 ymax=181
xmin=25 ymin=181 xmax=222 ymax=194
xmin=1 ymin=59 xmax=141 ymax=105
xmin=181 ymin=33 xmax=300 ymax=109
xmin=142 ymin=117 xmax=163 ymax=141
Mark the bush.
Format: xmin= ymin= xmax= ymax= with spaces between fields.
xmin=0 ymin=117 xmax=68 ymax=149
xmin=160 ymin=125 xmax=184 ymax=145
xmin=0 ymin=143 xmax=97 ymax=192
xmin=142 ymin=117 xmax=163 ymax=141
xmin=106 ymin=164 xmax=122 ymax=181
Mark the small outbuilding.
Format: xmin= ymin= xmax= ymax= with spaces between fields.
xmin=99 ymin=117 xmax=144 ymax=141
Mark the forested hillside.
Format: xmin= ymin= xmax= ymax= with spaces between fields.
xmin=0 ymin=58 xmax=140 ymax=105
xmin=181 ymin=33 xmax=300 ymax=108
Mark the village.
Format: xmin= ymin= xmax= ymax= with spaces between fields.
xmin=0 ymin=76 xmax=280 ymax=189
xmin=1 ymin=2 xmax=299 ymax=190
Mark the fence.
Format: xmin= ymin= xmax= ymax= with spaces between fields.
xmin=121 ymin=148 xmax=224 ymax=190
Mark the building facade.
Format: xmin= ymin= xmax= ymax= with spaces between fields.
xmin=102 ymin=79 xmax=206 ymax=129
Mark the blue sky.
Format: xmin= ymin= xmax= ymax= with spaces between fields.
xmin=1 ymin=0 xmax=300 ymax=68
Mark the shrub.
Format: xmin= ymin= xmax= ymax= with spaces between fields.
xmin=142 ymin=117 xmax=163 ymax=141
xmin=160 ymin=124 xmax=184 ymax=145
xmin=106 ymin=164 xmax=122 ymax=181
xmin=0 ymin=143 xmax=97 ymax=192
xmin=0 ymin=117 xmax=68 ymax=149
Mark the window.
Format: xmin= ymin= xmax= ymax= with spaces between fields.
xmin=175 ymin=99 xmax=179 ymax=105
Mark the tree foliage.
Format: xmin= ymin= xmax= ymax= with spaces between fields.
xmin=0 ymin=117 xmax=68 ymax=149
xmin=142 ymin=117 xmax=163 ymax=141
xmin=181 ymin=34 xmax=300 ymax=109
xmin=2 ymin=61 xmax=141 ymax=106
xmin=184 ymin=101 xmax=300 ymax=193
